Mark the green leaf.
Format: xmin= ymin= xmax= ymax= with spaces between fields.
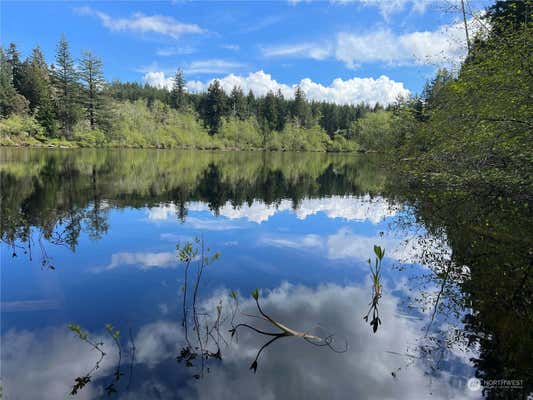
xmin=251 ymin=288 xmax=259 ymax=300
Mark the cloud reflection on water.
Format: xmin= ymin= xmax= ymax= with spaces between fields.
xmin=148 ymin=195 xmax=399 ymax=225
xmin=1 ymin=281 xmax=478 ymax=399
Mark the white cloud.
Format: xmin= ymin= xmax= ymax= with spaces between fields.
xmin=76 ymin=6 xmax=205 ymax=39
xmin=134 ymin=321 xmax=184 ymax=367
xmin=105 ymin=251 xmax=176 ymax=270
xmin=238 ymin=15 xmax=284 ymax=33
xmin=263 ymin=19 xmax=479 ymax=69
xmin=336 ymin=22 xmax=469 ymax=68
xmin=175 ymin=282 xmax=477 ymax=399
xmin=186 ymin=71 xmax=409 ymax=106
xmin=151 ymin=196 xmax=399 ymax=225
xmin=143 ymin=71 xmax=175 ymax=90
xmin=326 ymin=227 xmax=451 ymax=264
xmin=1 ymin=283 xmax=475 ymax=399
xmin=143 ymin=60 xmax=248 ymax=89
xmin=261 ymin=42 xmax=331 ymax=60
xmin=185 ymin=216 xmax=247 ymax=231
xmin=184 ymin=59 xmax=247 ymax=75
xmin=260 ymin=234 xmax=323 ymax=250
xmin=332 ymin=0 xmax=434 ymax=18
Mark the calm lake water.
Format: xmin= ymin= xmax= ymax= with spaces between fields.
xmin=1 ymin=149 xmax=531 ymax=399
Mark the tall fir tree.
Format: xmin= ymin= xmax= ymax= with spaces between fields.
xmin=274 ymin=89 xmax=286 ymax=131
xmin=260 ymin=91 xmax=278 ymax=132
xmin=246 ymin=89 xmax=256 ymax=119
xmin=79 ymin=50 xmax=106 ymax=130
xmin=53 ymin=35 xmax=79 ymax=138
xmin=170 ymin=69 xmax=187 ymax=110
xmin=202 ymin=80 xmax=227 ymax=135
xmin=19 ymin=47 xmax=57 ymax=135
xmin=292 ymin=85 xmax=311 ymax=128
xmin=6 ymin=43 xmax=23 ymax=93
xmin=0 ymin=47 xmax=28 ymax=116
xmin=229 ymin=86 xmax=246 ymax=120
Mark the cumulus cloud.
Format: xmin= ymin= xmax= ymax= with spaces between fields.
xmin=186 ymin=71 xmax=409 ymax=106
xmin=76 ymin=6 xmax=205 ymax=39
xmin=143 ymin=71 xmax=175 ymax=90
xmin=142 ymin=64 xmax=410 ymax=105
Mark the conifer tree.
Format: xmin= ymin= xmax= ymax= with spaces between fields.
xmin=292 ymin=85 xmax=311 ymax=128
xmin=6 ymin=43 xmax=23 ymax=92
xmin=170 ymin=68 xmax=187 ymax=110
xmin=0 ymin=47 xmax=28 ymax=116
xmin=53 ymin=35 xmax=79 ymax=138
xmin=79 ymin=50 xmax=106 ymax=129
xmin=202 ymin=80 xmax=227 ymax=135
xmin=229 ymin=85 xmax=246 ymax=120
xmin=20 ymin=47 xmax=57 ymax=135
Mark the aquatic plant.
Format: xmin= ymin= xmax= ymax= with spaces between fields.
xmin=363 ymin=245 xmax=384 ymax=333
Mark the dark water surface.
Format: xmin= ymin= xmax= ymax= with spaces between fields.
xmin=1 ymin=149 xmax=531 ymax=399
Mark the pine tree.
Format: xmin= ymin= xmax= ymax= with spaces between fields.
xmin=170 ymin=68 xmax=187 ymax=110
xmin=53 ymin=35 xmax=79 ymax=138
xmin=229 ymin=85 xmax=246 ymax=120
xmin=202 ymin=80 xmax=227 ymax=135
xmin=6 ymin=43 xmax=23 ymax=93
xmin=79 ymin=50 xmax=106 ymax=130
xmin=19 ymin=47 xmax=57 ymax=135
xmin=0 ymin=47 xmax=29 ymax=116
xmin=261 ymin=91 xmax=277 ymax=130
xmin=292 ymin=85 xmax=311 ymax=128
xmin=274 ymin=89 xmax=286 ymax=131
xmin=246 ymin=89 xmax=256 ymax=119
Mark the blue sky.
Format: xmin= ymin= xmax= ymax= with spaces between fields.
xmin=1 ymin=0 xmax=490 ymax=105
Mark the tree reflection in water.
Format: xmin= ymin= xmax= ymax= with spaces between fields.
xmin=2 ymin=148 xmax=531 ymax=399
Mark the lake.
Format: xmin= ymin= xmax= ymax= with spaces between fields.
xmin=1 ymin=148 xmax=531 ymax=399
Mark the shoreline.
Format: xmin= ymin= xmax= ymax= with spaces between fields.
xmin=0 ymin=142 xmax=368 ymax=154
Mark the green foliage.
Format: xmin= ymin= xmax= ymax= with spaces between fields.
xmin=0 ymin=114 xmax=44 ymax=141
xmin=392 ymin=1 xmax=533 ymax=195
xmin=353 ymin=110 xmax=395 ymax=151
xmin=72 ymin=121 xmax=106 ymax=147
